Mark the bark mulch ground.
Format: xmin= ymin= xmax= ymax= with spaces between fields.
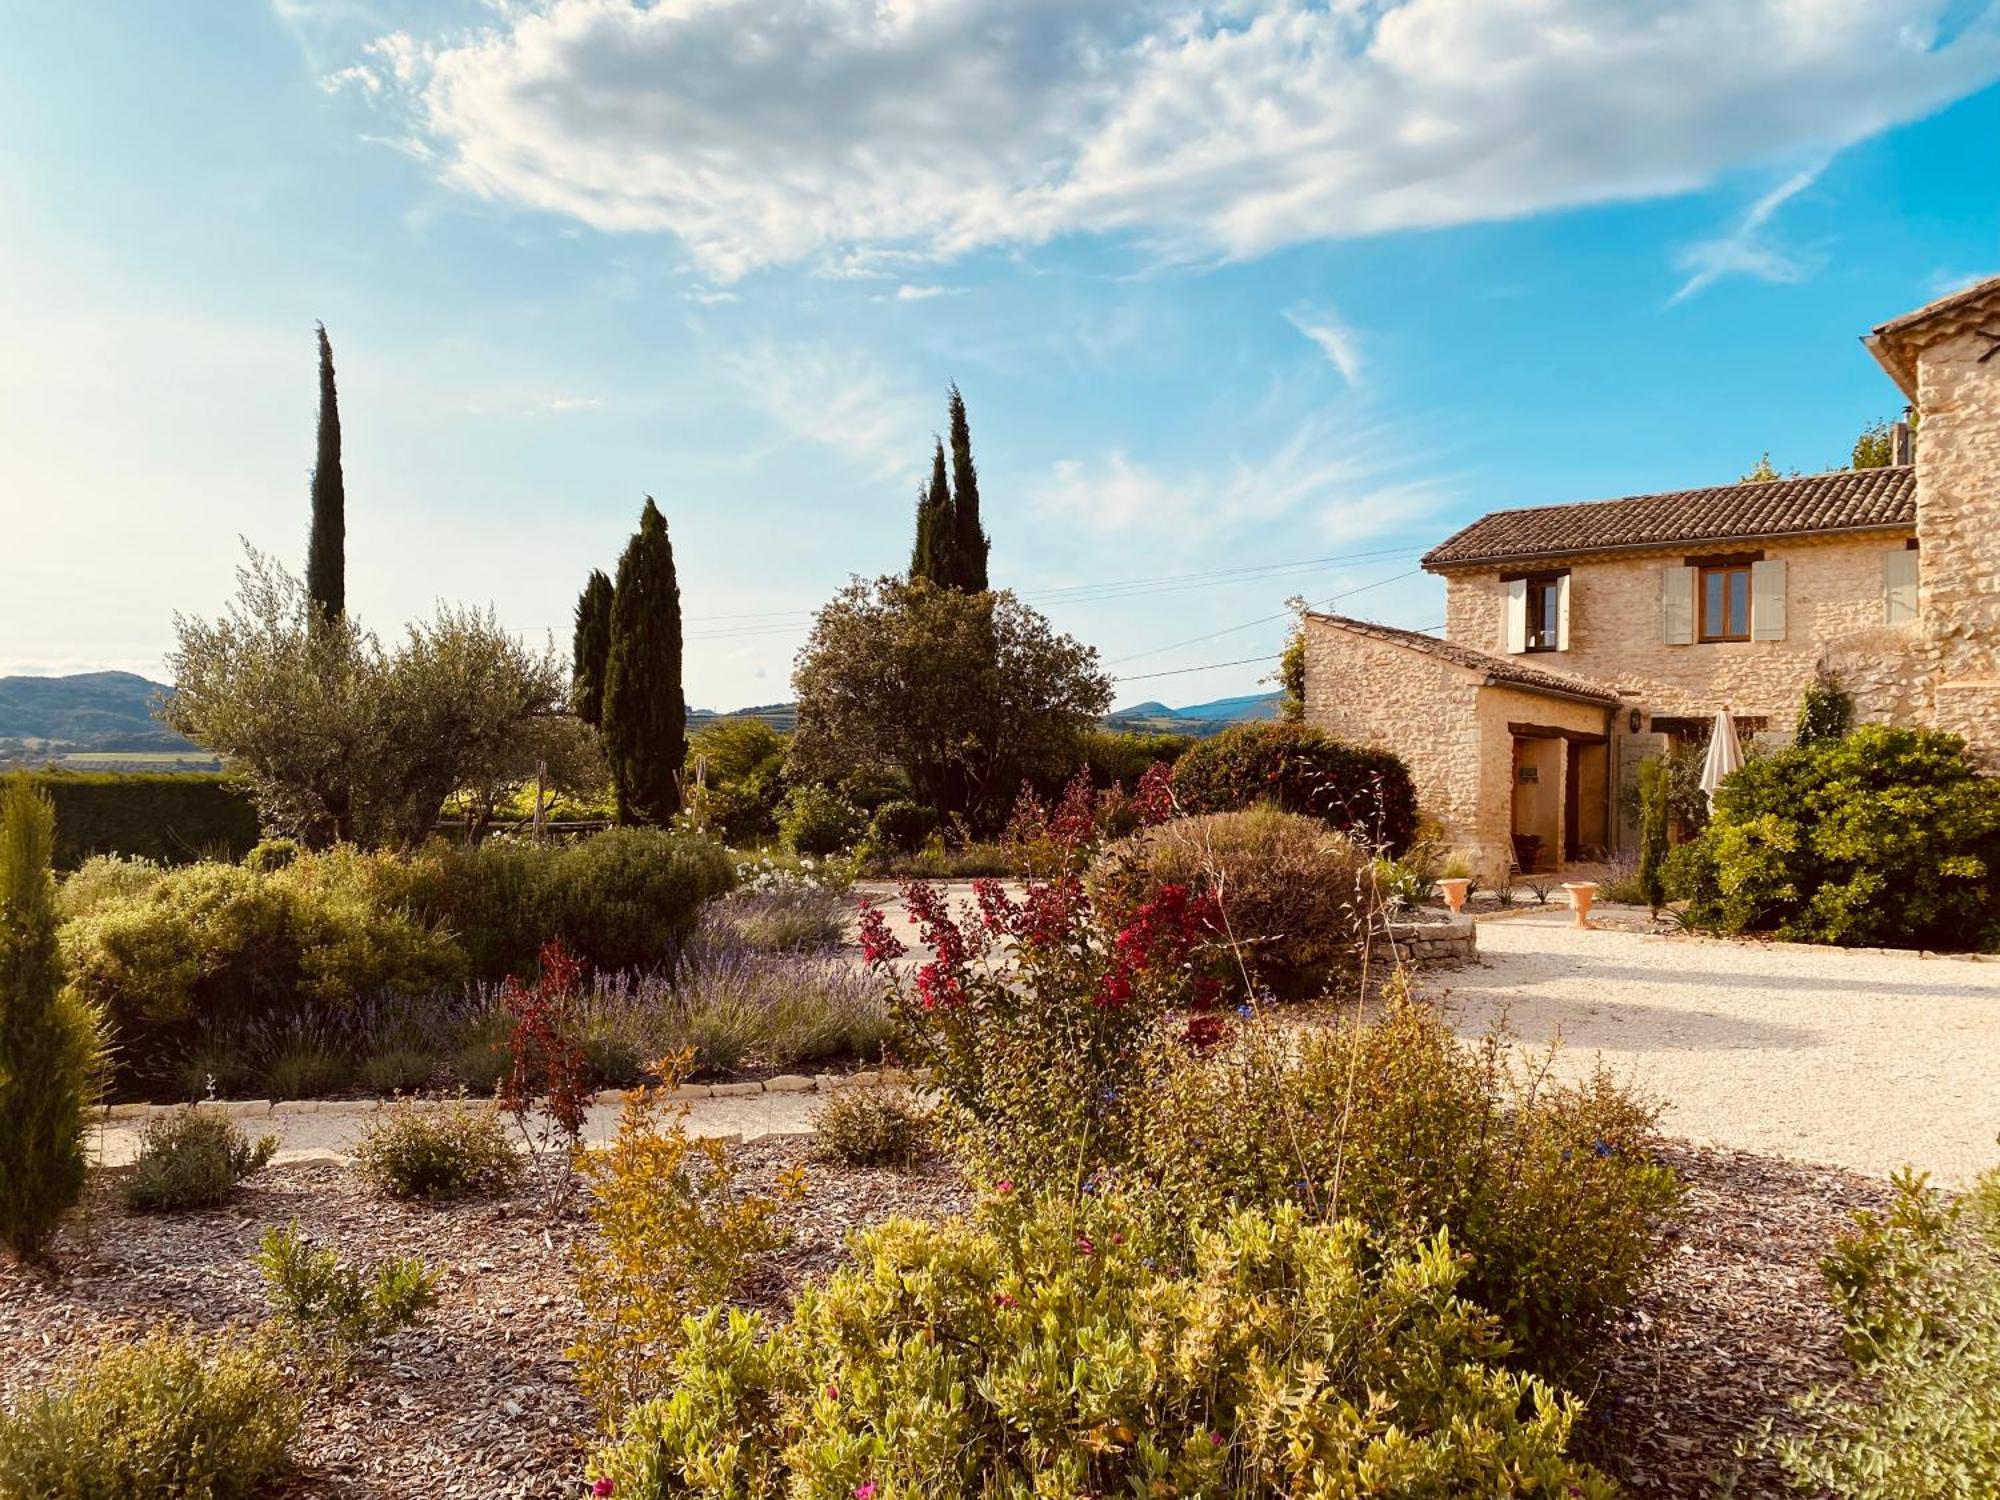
xmin=0 ymin=1138 xmax=1881 ymax=1498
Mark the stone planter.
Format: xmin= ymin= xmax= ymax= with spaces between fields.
xmin=1561 ymin=881 xmax=1600 ymax=929
xmin=1436 ymin=877 xmax=1470 ymax=913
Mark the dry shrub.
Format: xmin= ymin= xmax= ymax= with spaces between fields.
xmin=353 ymin=1096 xmax=521 ymax=1201
xmin=1092 ymin=805 xmax=1375 ymax=1000
xmin=809 ymin=1086 xmax=932 ymax=1169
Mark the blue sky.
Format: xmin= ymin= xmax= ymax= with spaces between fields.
xmin=3 ymin=1 xmax=1998 ymax=712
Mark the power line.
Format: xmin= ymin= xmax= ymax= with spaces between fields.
xmin=1114 ymin=653 xmax=1279 ymax=684
xmin=1106 ymin=564 xmax=1425 ymax=666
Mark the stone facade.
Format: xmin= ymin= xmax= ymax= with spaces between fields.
xmin=1440 ymin=529 xmax=1920 ymax=729
xmin=1385 ymin=914 xmax=1477 ymax=966
xmin=1303 ymin=616 xmax=1613 ymax=881
xmin=1301 ymin=273 xmax=2000 ymax=871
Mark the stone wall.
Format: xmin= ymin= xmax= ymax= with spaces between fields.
xmin=1473 ymin=684 xmax=1612 ymax=880
xmin=1911 ymin=318 xmax=2000 ymax=768
xmin=1385 ymin=914 xmax=1477 ymax=966
xmin=1441 ymin=529 xmax=1919 ymax=728
xmin=1303 ymin=614 xmax=1485 ymax=848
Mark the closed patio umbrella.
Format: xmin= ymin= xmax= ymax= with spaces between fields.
xmin=1699 ymin=706 xmax=1745 ymax=810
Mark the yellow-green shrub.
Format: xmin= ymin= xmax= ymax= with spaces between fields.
xmin=588 ymin=1194 xmax=1616 ymax=1499
xmin=1129 ymin=993 xmax=1680 ymax=1378
xmin=121 ymin=1106 xmax=275 ymax=1212
xmin=570 ymin=1070 xmax=803 ymax=1422
xmin=0 ymin=1323 xmax=299 ymax=1499
xmin=1091 ymin=806 xmax=1374 ymax=999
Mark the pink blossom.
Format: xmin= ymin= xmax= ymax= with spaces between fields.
xmin=592 ymin=1479 xmax=615 ymax=1497
xmin=855 ymin=1484 xmax=878 ymax=1500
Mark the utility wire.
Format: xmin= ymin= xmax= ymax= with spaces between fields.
xmin=1105 ymin=564 xmax=1425 ymax=666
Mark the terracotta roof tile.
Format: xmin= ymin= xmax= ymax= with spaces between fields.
xmin=1306 ymin=612 xmax=1622 ymax=704
xmin=1421 ymin=466 xmax=1914 ymax=570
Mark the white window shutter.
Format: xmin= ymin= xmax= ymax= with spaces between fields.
xmin=1883 ymin=548 xmax=1919 ymax=624
xmin=1504 ymin=577 xmax=1527 ymax=654
xmin=1751 ymin=559 xmax=1787 ymax=641
xmin=1662 ymin=566 xmax=1694 ymax=645
xmin=1555 ymin=574 xmax=1571 ymax=651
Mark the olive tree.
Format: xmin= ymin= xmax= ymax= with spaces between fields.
xmin=165 ymin=548 xmax=569 ymax=849
xmin=791 ymin=577 xmax=1110 ymax=829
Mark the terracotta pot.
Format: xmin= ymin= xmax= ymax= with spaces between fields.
xmin=1437 ymin=877 xmax=1470 ymax=914
xmin=1561 ymin=881 xmax=1600 ymax=929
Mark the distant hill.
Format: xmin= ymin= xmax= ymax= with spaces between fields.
xmin=686 ymin=702 xmax=797 ymax=733
xmin=1104 ymin=690 xmax=1282 ymax=737
xmin=0 ymin=672 xmax=209 ymax=763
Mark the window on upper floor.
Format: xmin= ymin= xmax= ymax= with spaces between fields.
xmin=1524 ymin=577 xmax=1561 ymax=652
xmin=1698 ymin=562 xmax=1752 ymax=642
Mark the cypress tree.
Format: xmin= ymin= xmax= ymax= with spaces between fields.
xmin=915 ymin=438 xmax=959 ymax=587
xmin=910 ymin=483 xmax=935 ymax=580
xmin=946 ymin=383 xmax=989 ymax=592
xmin=601 ymin=499 xmax=686 ymax=825
xmin=572 ymin=569 xmax=615 ymax=729
xmin=305 ymin=323 xmax=346 ymax=623
xmin=0 ymin=774 xmax=103 ymax=1263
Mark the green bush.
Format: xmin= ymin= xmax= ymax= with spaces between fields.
xmin=1170 ymin=721 xmax=1419 ymax=854
xmin=121 ymin=1106 xmax=275 ymax=1212
xmin=57 ymin=854 xmax=167 ymax=922
xmin=255 ymin=1221 xmax=437 ymax=1354
xmin=1129 ymin=992 xmax=1681 ymax=1379
xmin=778 ymin=784 xmax=865 ymax=857
xmin=1092 ymin=806 xmax=1373 ymax=1000
xmin=1636 ymin=757 xmax=1670 ymax=913
xmin=242 ymin=836 xmax=300 ymax=873
xmin=61 ymin=860 xmax=463 ymax=1042
xmin=861 ymin=797 xmax=934 ymax=856
xmin=29 ymin=771 xmax=260 ymax=872
xmin=0 ymin=775 xmax=107 ymax=1262
xmin=1668 ymin=724 xmax=2000 ymax=949
xmin=1773 ymin=1165 xmax=2000 ymax=1496
xmin=357 ymin=1046 xmax=437 ymax=1095
xmin=588 ymin=1195 xmax=1616 ymax=1499
xmin=685 ymin=719 xmax=790 ymax=843
xmin=1074 ymin=726 xmax=1195 ymax=786
xmin=352 ymin=1097 xmax=521 ymax=1201
xmin=1796 ymin=666 xmax=1855 ymax=748
xmin=809 ymin=1086 xmax=932 ymax=1168
xmin=0 ymin=1323 xmax=300 ymax=1500
xmin=541 ymin=828 xmax=735 ymax=973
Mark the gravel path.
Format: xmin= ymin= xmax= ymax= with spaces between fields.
xmin=1434 ymin=907 xmax=2000 ymax=1186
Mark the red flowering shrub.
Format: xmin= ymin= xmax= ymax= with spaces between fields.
xmin=860 ymin=768 xmax=1231 ymax=1191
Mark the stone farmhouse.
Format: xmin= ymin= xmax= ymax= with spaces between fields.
xmin=1304 ymin=274 xmax=2000 ymax=880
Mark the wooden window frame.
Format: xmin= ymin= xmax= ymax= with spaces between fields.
xmin=1503 ymin=569 xmax=1568 ymax=654
xmin=1696 ymin=561 xmax=1753 ymax=643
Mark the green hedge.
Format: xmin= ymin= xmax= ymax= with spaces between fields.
xmin=33 ymin=772 xmax=259 ymax=871
xmin=1170 ymin=722 xmax=1419 ymax=855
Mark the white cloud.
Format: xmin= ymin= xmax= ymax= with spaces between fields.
xmin=720 ymin=341 xmax=926 ymax=480
xmin=684 ymin=287 xmax=740 ymax=305
xmin=546 ymin=394 xmax=600 ymax=411
xmin=1283 ymin=304 xmax=1363 ymax=386
xmin=893 ymin=283 xmax=962 ymax=302
xmin=1031 ymin=418 xmax=1451 ymax=545
xmin=1669 ymin=163 xmax=1825 ymax=303
xmin=336 ymin=0 xmax=2000 ymax=278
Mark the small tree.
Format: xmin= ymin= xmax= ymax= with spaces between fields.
xmin=792 ymin=577 xmax=1110 ymax=830
xmin=305 ymin=323 xmax=345 ymax=624
xmin=602 ymin=498 xmax=686 ymax=826
xmin=0 ymin=774 xmax=104 ymax=1262
xmin=946 ymin=382 xmax=990 ymax=592
xmin=910 ymin=438 xmax=958 ymax=588
xmin=1797 ymin=666 xmax=1855 ymax=747
xmin=572 ymin=570 xmax=615 ymax=728
xmin=1636 ymin=758 xmax=1671 ymax=916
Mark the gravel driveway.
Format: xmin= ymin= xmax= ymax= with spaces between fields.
xmin=1433 ymin=907 xmax=2000 ymax=1187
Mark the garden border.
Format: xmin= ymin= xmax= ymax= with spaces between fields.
xmin=99 ymin=1066 xmax=935 ymax=1122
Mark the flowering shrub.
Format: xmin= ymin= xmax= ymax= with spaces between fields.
xmin=570 ymin=1057 xmax=804 ymax=1423
xmin=861 ymin=768 xmax=1226 ymax=1191
xmin=587 ymin=1193 xmax=1616 ymax=1499
xmin=1091 ymin=805 xmax=1376 ymax=1000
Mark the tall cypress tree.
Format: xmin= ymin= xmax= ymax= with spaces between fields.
xmin=305 ymin=323 xmax=346 ymax=623
xmin=912 ymin=438 xmax=959 ymax=587
xmin=601 ymin=499 xmax=686 ymax=825
xmin=572 ymin=569 xmax=615 ymax=728
xmin=946 ymin=383 xmax=989 ymax=592
xmin=0 ymin=775 xmax=103 ymax=1263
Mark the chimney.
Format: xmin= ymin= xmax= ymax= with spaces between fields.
xmin=1893 ymin=409 xmax=1914 ymax=466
